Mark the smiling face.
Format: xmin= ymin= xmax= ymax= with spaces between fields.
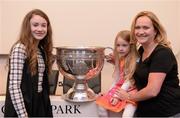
xmin=116 ymin=37 xmax=130 ymax=57
xmin=134 ymin=16 xmax=157 ymax=45
xmin=30 ymin=14 xmax=48 ymax=40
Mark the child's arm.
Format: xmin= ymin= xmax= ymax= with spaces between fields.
xmin=121 ymin=80 xmax=131 ymax=91
xmin=110 ymin=80 xmax=131 ymax=105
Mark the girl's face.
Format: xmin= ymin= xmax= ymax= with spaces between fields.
xmin=134 ymin=16 xmax=157 ymax=45
xmin=116 ymin=37 xmax=130 ymax=57
xmin=30 ymin=15 xmax=48 ymax=40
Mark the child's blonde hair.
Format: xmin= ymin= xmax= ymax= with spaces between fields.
xmin=113 ymin=30 xmax=139 ymax=84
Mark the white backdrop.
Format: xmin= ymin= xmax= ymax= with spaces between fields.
xmin=0 ymin=0 xmax=180 ymax=94
xmin=0 ymin=0 xmax=180 ymax=54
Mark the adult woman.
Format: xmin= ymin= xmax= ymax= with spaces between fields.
xmin=114 ymin=11 xmax=180 ymax=116
xmin=4 ymin=9 xmax=53 ymax=117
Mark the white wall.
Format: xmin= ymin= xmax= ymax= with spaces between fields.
xmin=0 ymin=2 xmax=2 ymax=53
xmin=0 ymin=0 xmax=180 ymax=94
xmin=179 ymin=0 xmax=180 ymax=37
xmin=1 ymin=0 xmax=180 ymax=54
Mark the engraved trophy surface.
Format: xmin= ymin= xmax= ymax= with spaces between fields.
xmin=55 ymin=46 xmax=105 ymax=102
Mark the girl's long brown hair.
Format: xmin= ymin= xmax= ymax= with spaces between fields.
xmin=10 ymin=9 xmax=53 ymax=76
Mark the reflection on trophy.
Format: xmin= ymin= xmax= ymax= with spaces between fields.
xmin=55 ymin=46 xmax=106 ymax=102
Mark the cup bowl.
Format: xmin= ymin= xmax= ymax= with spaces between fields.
xmin=55 ymin=46 xmax=105 ymax=102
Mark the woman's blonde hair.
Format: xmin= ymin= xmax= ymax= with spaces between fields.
xmin=10 ymin=9 xmax=53 ymax=76
xmin=113 ymin=30 xmax=139 ymax=84
xmin=130 ymin=11 xmax=171 ymax=48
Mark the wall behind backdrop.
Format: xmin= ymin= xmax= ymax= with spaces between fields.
xmin=0 ymin=0 xmax=180 ymax=54
xmin=0 ymin=0 xmax=180 ymax=94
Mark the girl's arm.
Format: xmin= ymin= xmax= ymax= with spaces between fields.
xmin=121 ymin=80 xmax=131 ymax=91
xmin=9 ymin=43 xmax=28 ymax=117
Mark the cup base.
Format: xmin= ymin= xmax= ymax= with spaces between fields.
xmin=62 ymin=88 xmax=97 ymax=102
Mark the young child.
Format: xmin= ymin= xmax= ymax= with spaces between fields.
xmin=96 ymin=30 xmax=139 ymax=117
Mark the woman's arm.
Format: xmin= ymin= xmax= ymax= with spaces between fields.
xmin=115 ymin=72 xmax=166 ymax=102
xmin=110 ymin=80 xmax=131 ymax=105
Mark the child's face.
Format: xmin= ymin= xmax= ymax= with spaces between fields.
xmin=30 ymin=14 xmax=48 ymax=40
xmin=116 ymin=37 xmax=130 ymax=57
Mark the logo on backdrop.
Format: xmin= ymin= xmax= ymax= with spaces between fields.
xmin=1 ymin=104 xmax=81 ymax=115
xmin=52 ymin=104 xmax=81 ymax=114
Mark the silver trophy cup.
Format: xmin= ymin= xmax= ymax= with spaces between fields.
xmin=55 ymin=46 xmax=106 ymax=102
